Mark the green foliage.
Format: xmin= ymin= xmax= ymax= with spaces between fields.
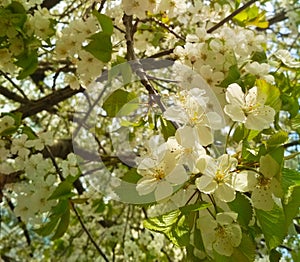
xmin=233 ymin=5 xmax=269 ymax=28
xmin=256 ymin=205 xmax=287 ymax=250
xmin=92 ymin=11 xmax=114 ymax=36
xmin=102 ymin=89 xmax=138 ymax=117
xmin=228 ymin=193 xmax=253 ymax=227
xmin=84 ymin=32 xmax=112 ymax=63
xmin=144 ymin=202 xmax=210 ymax=247
xmin=144 ymin=209 xmax=190 ymax=246
xmin=15 ymin=50 xmax=38 ymax=79
xmin=160 ymin=116 xmax=176 ymax=140
xmin=220 ymin=64 xmax=240 ymax=87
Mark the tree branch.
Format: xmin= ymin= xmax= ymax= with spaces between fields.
xmin=13 ymin=86 xmax=84 ymax=119
xmin=0 ymin=85 xmax=30 ymax=104
xmin=207 ymin=0 xmax=259 ymax=33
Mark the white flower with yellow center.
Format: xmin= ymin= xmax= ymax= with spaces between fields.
xmin=233 ymin=154 xmax=282 ymax=211
xmin=195 ymin=154 xmax=237 ymax=202
xmin=136 ymin=138 xmax=188 ymax=201
xmin=224 ymin=83 xmax=275 ymax=131
xmin=197 ymin=211 xmax=242 ymax=256
xmin=164 ymin=88 xmax=222 ymax=146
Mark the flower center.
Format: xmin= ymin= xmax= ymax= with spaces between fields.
xmin=215 ymin=170 xmax=225 ymax=184
xmin=257 ymin=176 xmax=271 ymax=189
xmin=153 ymin=168 xmax=165 ymax=180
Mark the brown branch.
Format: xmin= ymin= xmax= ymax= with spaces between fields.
xmin=13 ymin=86 xmax=84 ymax=119
xmin=41 ymin=0 xmax=62 ymax=9
xmin=122 ymin=14 xmax=179 ymax=129
xmin=0 ymin=85 xmax=30 ymax=104
xmin=71 ymin=203 xmax=109 ymax=261
xmin=207 ymin=0 xmax=259 ymax=33
xmin=0 ymin=171 xmax=24 ymax=202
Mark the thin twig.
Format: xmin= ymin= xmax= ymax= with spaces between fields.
xmin=207 ymin=0 xmax=259 ymax=33
xmin=71 ymin=203 xmax=109 ymax=262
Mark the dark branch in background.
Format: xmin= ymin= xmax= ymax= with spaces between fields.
xmin=72 ymin=204 xmax=110 ymax=262
xmin=0 ymin=171 xmax=24 ymax=202
xmin=122 ymin=14 xmax=179 ymax=129
xmin=41 ymin=0 xmax=62 ymax=9
xmin=284 ymin=140 xmax=300 ymax=148
xmin=5 ymin=196 xmax=33 ymax=251
xmin=0 ymin=85 xmax=30 ymax=104
xmin=13 ymin=86 xmax=84 ymax=119
xmin=207 ymin=0 xmax=258 ymax=33
xmin=146 ymin=17 xmax=185 ymax=41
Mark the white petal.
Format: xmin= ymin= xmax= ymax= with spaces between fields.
xmin=196 ymin=176 xmax=217 ymax=193
xmin=251 ymin=187 xmax=274 ymax=211
xmin=136 ymin=177 xmax=158 ymax=196
xmin=196 ymin=126 xmax=213 ymax=146
xmin=175 ymin=126 xmax=197 ymax=148
xmin=245 ymin=106 xmax=275 ymax=130
xmin=163 ymin=106 xmax=188 ymax=124
xmin=215 ymin=184 xmax=236 ymax=202
xmin=224 ymin=104 xmax=246 ymax=122
xmin=226 ymin=83 xmax=245 ymax=106
xmin=245 ymin=86 xmax=258 ymax=106
xmin=166 ymin=165 xmax=188 ymax=184
xmin=155 ymin=181 xmax=173 ymax=200
xmin=232 ymin=171 xmax=256 ymax=192
xmin=259 ymin=154 xmax=279 ymax=178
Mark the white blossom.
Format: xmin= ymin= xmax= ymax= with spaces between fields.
xmin=224 ymin=83 xmax=275 ymax=130
xmin=196 ymin=154 xmax=238 ymax=202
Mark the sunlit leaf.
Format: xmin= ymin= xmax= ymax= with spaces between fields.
xmin=256 ymin=205 xmax=287 ymax=250
xmin=103 ymin=89 xmax=138 ymax=117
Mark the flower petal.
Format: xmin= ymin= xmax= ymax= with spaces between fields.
xmin=136 ymin=177 xmax=158 ymax=196
xmin=224 ymin=104 xmax=246 ymax=123
xmin=155 ymin=181 xmax=173 ymax=200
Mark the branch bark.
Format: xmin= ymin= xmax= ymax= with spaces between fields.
xmin=13 ymin=86 xmax=84 ymax=119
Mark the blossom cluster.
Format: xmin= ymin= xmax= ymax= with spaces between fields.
xmin=55 ymin=16 xmax=104 ymax=89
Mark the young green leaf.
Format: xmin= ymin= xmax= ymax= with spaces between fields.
xmin=51 ymin=207 xmax=70 ymax=240
xmin=84 ymin=32 xmax=112 ymax=62
xmin=256 ymin=205 xmax=287 ymax=250
xmin=92 ymin=11 xmax=113 ymax=35
xmin=102 ymin=89 xmax=137 ymax=117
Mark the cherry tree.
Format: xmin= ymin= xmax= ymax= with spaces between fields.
xmin=0 ymin=0 xmax=299 ymax=261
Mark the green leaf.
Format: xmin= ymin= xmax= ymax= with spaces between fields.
xmin=220 ymin=64 xmax=240 ymax=87
xmin=144 ymin=209 xmax=181 ymax=231
xmin=281 ymin=168 xmax=300 ymax=194
xmin=15 ymin=51 xmax=38 ymax=79
xmin=103 ymin=89 xmax=138 ymax=117
xmin=232 ymin=124 xmax=245 ymax=142
xmin=281 ymin=94 xmax=299 ymax=118
xmin=160 ymin=117 xmax=176 ymax=140
xmin=144 ymin=209 xmax=190 ymax=246
xmin=291 ymin=113 xmax=300 ymax=130
xmin=7 ymin=1 xmax=26 ymax=14
xmin=52 ymin=199 xmax=69 ymax=216
xmin=270 ymin=249 xmax=282 ymax=262
xmin=51 ymin=208 xmax=70 ymax=240
xmin=84 ymin=32 xmax=112 ymax=62
xmin=70 ymin=198 xmax=88 ymax=204
xmin=167 ymin=214 xmax=190 ymax=246
xmin=267 ymin=130 xmax=289 ymax=148
xmin=48 ymin=180 xmax=75 ymax=200
xmin=228 ymin=193 xmax=253 ymax=227
xmin=232 ymin=233 xmax=256 ymax=262
xmin=92 ymin=11 xmax=113 ymax=35
xmin=20 ymin=126 xmax=37 ymax=140
xmin=256 ymin=79 xmax=281 ymax=112
xmin=121 ymin=168 xmax=142 ymax=184
xmin=251 ymin=51 xmax=267 ymax=63
xmin=34 ymin=217 xmax=59 ymax=236
xmin=256 ymin=205 xmax=287 ymax=250
xmin=179 ymin=202 xmax=211 ymax=214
